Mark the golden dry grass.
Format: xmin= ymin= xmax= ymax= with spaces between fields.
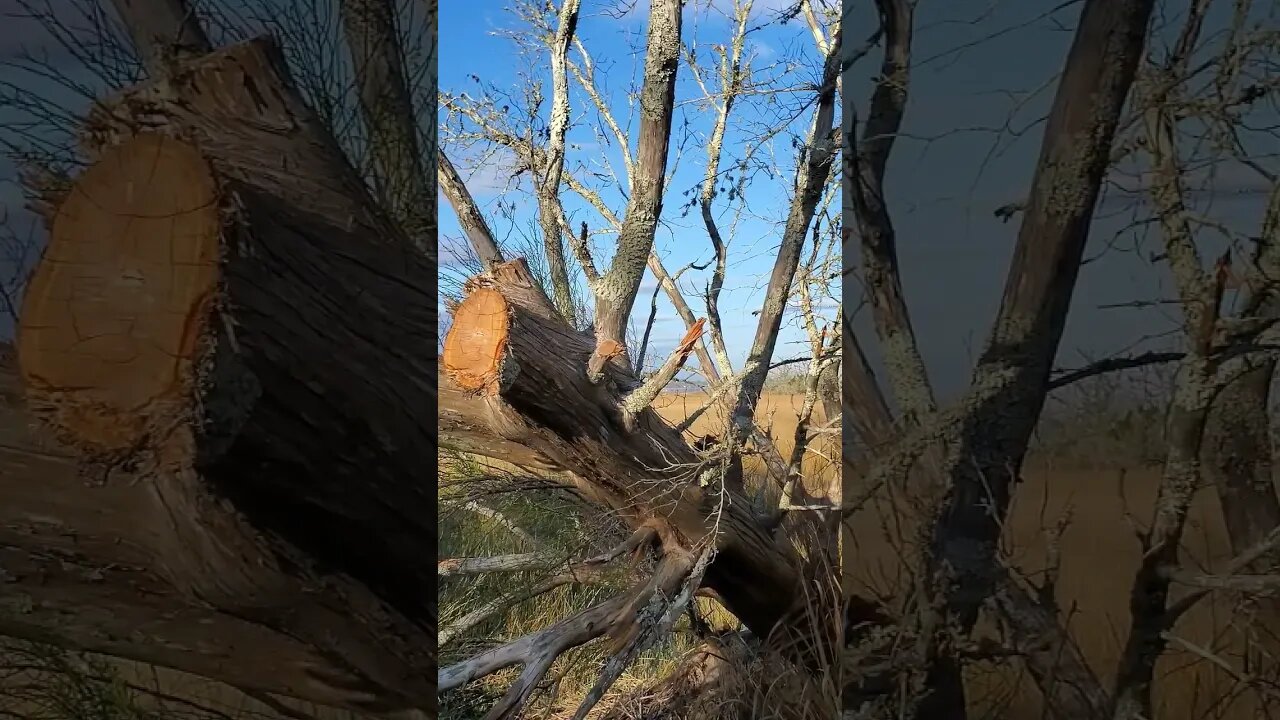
xmin=661 ymin=392 xmax=1273 ymax=719
xmin=846 ymin=460 xmax=1266 ymax=719
xmin=653 ymin=392 xmax=839 ymax=502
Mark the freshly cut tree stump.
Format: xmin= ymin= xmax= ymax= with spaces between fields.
xmin=0 ymin=347 xmax=422 ymax=713
xmin=442 ymin=287 xmax=510 ymax=395
xmin=14 ymin=37 xmax=437 ymax=713
xmin=20 ymin=133 xmax=219 ymax=457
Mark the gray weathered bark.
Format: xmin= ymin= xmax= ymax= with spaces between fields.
xmin=848 ymin=0 xmax=936 ymax=428
xmin=1111 ymin=8 xmax=1274 ymax=711
xmin=439 ymin=148 xmax=504 ymax=269
xmin=534 ymin=0 xmax=583 ymax=325
xmin=591 ymin=0 xmax=682 ymax=360
xmin=1201 ymin=185 xmax=1280 ymax=674
xmin=913 ymin=1 xmax=1156 ymax=717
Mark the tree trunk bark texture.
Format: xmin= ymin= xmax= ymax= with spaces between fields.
xmin=0 ymin=345 xmax=426 ymax=715
xmin=912 ymin=1 xmax=1157 ymax=717
xmin=108 ymin=0 xmax=212 ymax=75
xmin=441 ymin=259 xmax=872 ymax=650
xmin=8 ymin=37 xmax=437 ymax=715
xmin=1200 ymin=357 xmax=1280 ymax=695
xmin=593 ymin=0 xmax=681 ymax=356
xmin=340 ymin=0 xmax=436 ymax=253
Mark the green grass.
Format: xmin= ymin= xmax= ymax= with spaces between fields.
xmin=438 ymin=451 xmax=713 ymax=718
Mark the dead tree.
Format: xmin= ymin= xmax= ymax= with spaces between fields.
xmin=1108 ymin=4 xmax=1280 ymax=715
xmin=1170 ymin=0 xmax=1280 ymax=683
xmin=841 ymin=0 xmax=1280 ymax=718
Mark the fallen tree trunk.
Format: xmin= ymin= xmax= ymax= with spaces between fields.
xmin=9 ymin=37 xmax=436 ymax=714
xmin=0 ymin=346 xmax=422 ymax=715
xmin=441 ymin=259 xmax=872 ymax=646
xmin=439 ymin=381 xmax=557 ymax=470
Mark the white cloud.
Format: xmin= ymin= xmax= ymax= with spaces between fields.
xmin=751 ymin=40 xmax=777 ymax=59
xmin=456 ymin=153 xmax=525 ymax=196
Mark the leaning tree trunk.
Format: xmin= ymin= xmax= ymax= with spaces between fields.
xmin=339 ymin=0 xmax=436 ymax=253
xmin=911 ymin=1 xmax=1157 ymax=717
xmin=11 ymin=37 xmax=436 ymax=715
xmin=441 ymin=258 xmax=882 ymax=654
xmin=591 ymin=0 xmax=681 ymax=358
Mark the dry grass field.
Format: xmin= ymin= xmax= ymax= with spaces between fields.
xmin=661 ymin=392 xmax=1264 ymax=719
xmin=846 ymin=461 xmax=1262 ymax=720
xmin=652 ymin=391 xmax=839 ymax=502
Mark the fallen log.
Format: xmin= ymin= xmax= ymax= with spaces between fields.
xmin=0 ymin=345 xmax=422 ymax=714
xmin=439 ymin=381 xmax=557 ymax=469
xmin=8 ymin=36 xmax=436 ymax=714
xmin=441 ymin=259 xmax=866 ymax=644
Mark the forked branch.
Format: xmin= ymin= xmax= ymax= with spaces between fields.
xmin=621 ymin=318 xmax=707 ymax=430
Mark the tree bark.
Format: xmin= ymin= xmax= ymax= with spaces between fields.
xmin=0 ymin=346 xmax=426 ymax=715
xmin=439 ymin=381 xmax=556 ymax=470
xmin=849 ymin=0 xmax=936 ymax=428
xmin=339 ymin=0 xmax=435 ymax=253
xmin=11 ymin=38 xmax=436 ymax=715
xmin=726 ymin=31 xmax=841 ymax=493
xmin=592 ymin=0 xmax=681 ymax=358
xmin=108 ymin=0 xmax=211 ymax=74
xmin=439 ymin=149 xmax=504 ymax=270
xmin=914 ymin=1 xmax=1156 ymax=717
xmin=1201 ymin=185 xmax=1280 ymax=684
xmin=533 ymin=0 xmax=583 ymax=326
xmin=441 ymin=259 xmax=876 ymax=647
xmin=1204 ymin=359 xmax=1280 ymax=561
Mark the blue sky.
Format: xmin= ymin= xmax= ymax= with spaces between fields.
xmin=438 ymin=1 xmax=839 ymax=379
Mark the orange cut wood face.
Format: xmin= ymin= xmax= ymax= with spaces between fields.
xmin=443 ymin=287 xmax=510 ymax=394
xmin=17 ymin=133 xmax=220 ymax=453
xmin=595 ymin=339 xmax=626 ymax=360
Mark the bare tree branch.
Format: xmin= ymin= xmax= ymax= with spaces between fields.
xmin=534 ymin=0 xmax=583 ymax=324
xmin=339 ymin=0 xmax=435 ymax=253
xmin=848 ymin=0 xmax=936 ymax=427
xmin=725 ymin=26 xmax=842 ymax=491
xmin=107 ymin=0 xmax=211 ymax=74
xmin=439 ymin=148 xmax=504 ymax=268
xmin=591 ymin=0 xmax=683 ymax=361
